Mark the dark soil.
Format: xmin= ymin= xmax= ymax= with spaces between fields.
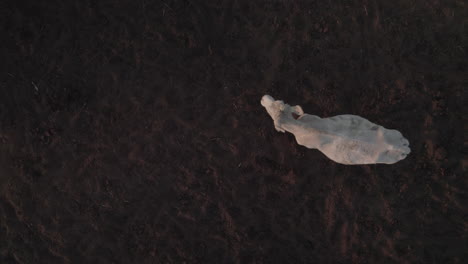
xmin=1 ymin=0 xmax=467 ymax=263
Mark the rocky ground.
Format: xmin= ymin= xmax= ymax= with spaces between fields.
xmin=0 ymin=0 xmax=466 ymax=263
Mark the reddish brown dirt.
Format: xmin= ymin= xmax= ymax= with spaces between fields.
xmin=1 ymin=0 xmax=467 ymax=263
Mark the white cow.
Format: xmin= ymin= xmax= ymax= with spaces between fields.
xmin=261 ymin=95 xmax=410 ymax=165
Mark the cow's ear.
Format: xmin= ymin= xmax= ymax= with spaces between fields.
xmin=293 ymin=105 xmax=304 ymax=115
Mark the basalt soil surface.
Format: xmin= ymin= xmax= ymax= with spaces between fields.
xmin=0 ymin=0 xmax=467 ymax=263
